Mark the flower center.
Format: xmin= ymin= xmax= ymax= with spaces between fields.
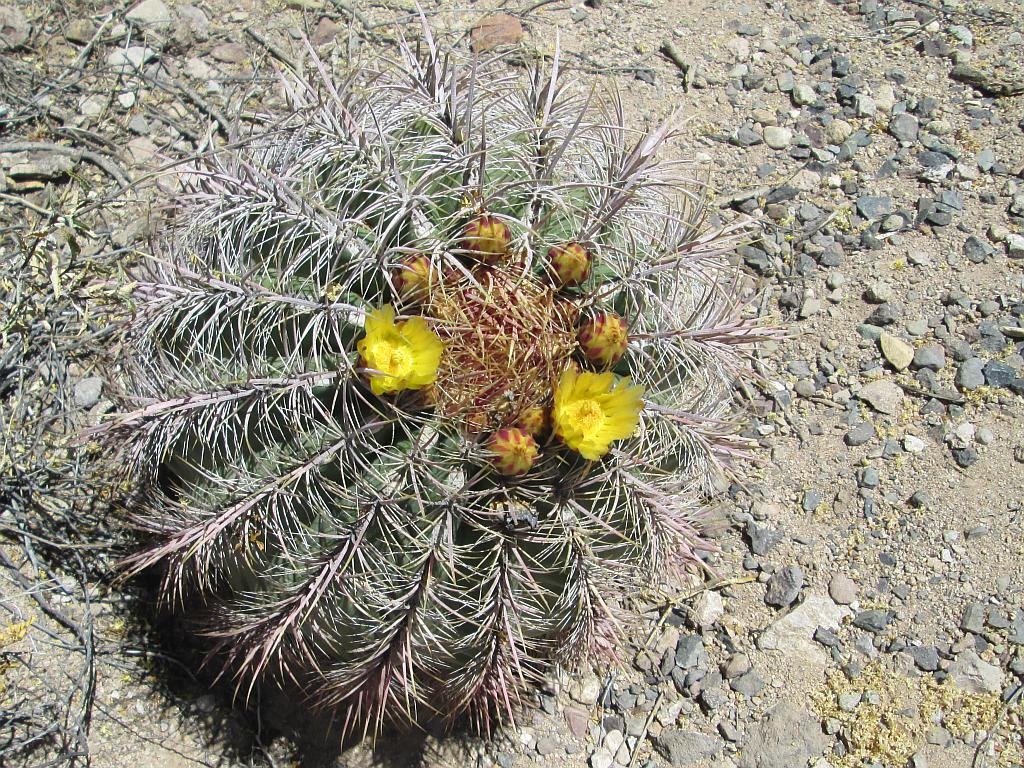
xmin=371 ymin=339 xmax=414 ymax=378
xmin=564 ymin=398 xmax=604 ymax=435
xmin=429 ymin=266 xmax=577 ymax=432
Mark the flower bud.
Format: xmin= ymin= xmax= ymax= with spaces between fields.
xmin=578 ymin=311 xmax=629 ymax=368
xmin=392 ymin=255 xmax=435 ymax=303
xmin=462 ymin=215 xmax=511 ymax=264
xmin=547 ymin=242 xmax=592 ymax=287
xmin=488 ymin=427 xmax=538 ymax=476
xmin=517 ymin=406 xmax=548 ymax=438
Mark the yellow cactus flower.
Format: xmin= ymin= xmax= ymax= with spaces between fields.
xmin=552 ymin=369 xmax=644 ymax=460
xmin=357 ymin=304 xmax=444 ymax=396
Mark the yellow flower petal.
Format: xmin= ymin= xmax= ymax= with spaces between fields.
xmin=357 ymin=304 xmax=444 ymax=395
xmin=552 ymin=369 xmax=644 ymax=460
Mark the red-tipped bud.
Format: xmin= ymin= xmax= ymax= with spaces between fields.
xmin=547 ymin=242 xmax=592 ymax=287
xmin=517 ymin=406 xmax=548 ymax=438
xmin=392 ymin=255 xmax=436 ymax=303
xmin=578 ymin=311 xmax=629 ymax=368
xmin=488 ymin=427 xmax=539 ymax=476
xmin=462 ymin=215 xmax=511 ymax=264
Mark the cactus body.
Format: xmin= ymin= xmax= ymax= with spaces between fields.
xmin=104 ymin=39 xmax=759 ymax=734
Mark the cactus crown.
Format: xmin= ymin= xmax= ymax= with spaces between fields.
xmin=103 ymin=31 xmax=759 ymax=736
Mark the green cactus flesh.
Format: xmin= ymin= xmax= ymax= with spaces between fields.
xmin=107 ymin=41 xmax=759 ymax=734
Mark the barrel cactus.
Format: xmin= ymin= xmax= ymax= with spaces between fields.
xmin=102 ymin=35 xmax=759 ymax=734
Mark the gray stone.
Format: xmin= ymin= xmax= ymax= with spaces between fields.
xmin=675 ymin=635 xmax=707 ymax=670
xmin=759 ymin=593 xmax=851 ymax=666
xmin=73 ymin=377 xmax=103 ymax=409
xmin=0 ymin=5 xmax=30 ymax=50
xmin=912 ymin=344 xmax=946 ymax=371
xmin=866 ymin=303 xmax=898 ymax=326
xmin=125 ymin=0 xmax=172 ymax=28
xmin=854 ymin=93 xmax=876 ymax=117
xmin=948 ymin=650 xmax=1004 ymax=694
xmin=963 ymin=235 xmax=993 ymax=264
xmin=763 ymin=126 xmax=793 ymax=149
xmin=852 ymin=609 xmax=891 ymax=633
xmin=856 ymin=195 xmax=893 ymax=220
xmin=976 ymin=148 xmax=996 ymax=171
xmin=956 ymin=358 xmax=986 ymax=390
xmin=888 ymin=113 xmax=919 ymax=144
xmin=858 ymin=380 xmax=903 ymax=415
xmin=792 ymin=83 xmax=817 ymax=106
xmin=747 ymin=520 xmax=781 ymax=555
xmin=730 ymin=669 xmax=766 ymax=698
xmin=1007 ymin=233 xmax=1024 ymax=259
xmin=737 ymin=701 xmax=829 ymax=768
xmin=653 ymin=730 xmax=723 ymax=766
xmin=961 ymin=603 xmax=986 ymax=634
xmin=906 ymin=645 xmax=939 ymax=672
xmin=732 ymin=125 xmax=763 ymax=147
xmin=951 ymin=446 xmax=978 ymax=468
xmin=983 ymin=360 xmax=1017 ymax=388
xmin=845 ymin=422 xmax=875 ymax=447
xmin=828 ymin=574 xmax=857 ymax=605
xmin=765 ymin=566 xmax=804 ymax=608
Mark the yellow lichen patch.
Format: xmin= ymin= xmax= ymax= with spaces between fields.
xmin=0 ymin=617 xmax=33 ymax=648
xmin=813 ymin=659 xmax=1023 ymax=768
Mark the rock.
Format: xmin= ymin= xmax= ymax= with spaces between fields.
xmin=845 ymin=422 xmax=875 ymax=447
xmin=792 ymin=83 xmax=817 ymax=106
xmin=951 ymin=446 xmax=978 ymax=468
xmin=880 ymin=333 xmax=914 ymax=371
xmin=1006 ymin=233 xmax=1024 ymax=259
xmin=858 ymin=380 xmax=903 ymax=415
xmin=824 ymin=119 xmax=853 ymax=145
xmin=852 ymin=610 xmax=892 ymax=634
xmin=653 ymin=730 xmax=722 ymax=766
xmin=7 ymin=154 xmax=75 ymax=180
xmin=693 ymin=591 xmax=724 ymax=628
xmin=961 ymin=602 xmax=986 ymax=634
xmin=828 ymin=574 xmax=857 ymax=605
xmin=963 ymin=235 xmax=993 ymax=264
xmin=759 ymin=593 xmax=851 ymax=665
xmin=470 ymin=14 xmax=523 ymax=52
xmin=0 ymin=5 xmax=30 ymax=50
xmin=590 ymin=747 xmax=614 ymax=768
xmin=763 ymin=126 xmax=792 ymax=150
xmin=64 ymin=18 xmax=97 ymax=44
xmin=732 ymin=125 xmax=763 ymax=147
xmin=211 ymin=42 xmax=248 ymax=64
xmin=765 ymin=566 xmax=804 ymax=608
xmin=311 ymin=17 xmax=342 ymax=47
xmin=125 ymin=0 xmax=172 ymax=28
xmin=956 ymin=358 xmax=985 ymax=390
xmin=856 ymin=195 xmax=894 ymax=220
xmin=676 ymin=635 xmax=707 ymax=670
xmin=949 ymin=64 xmax=1024 ymax=97
xmin=854 ymin=93 xmax=876 ymax=117
xmin=746 ymin=520 xmax=781 ymax=556
xmin=737 ymin=701 xmax=829 ymax=768
xmin=73 ymin=377 xmax=103 ymax=409
xmin=906 ymin=645 xmax=939 ymax=672
xmin=107 ymin=46 xmax=156 ymax=73
xmin=948 ymin=650 xmax=1004 ymax=694
xmin=983 ymin=360 xmax=1017 ymax=388
xmin=889 ymin=113 xmax=919 ymax=144
xmin=912 ymin=344 xmax=946 ymax=371
xmin=564 ymin=706 xmax=590 ymax=739
xmin=730 ymin=669 xmax=766 ymax=698
xmin=904 ymin=435 xmax=926 ymax=453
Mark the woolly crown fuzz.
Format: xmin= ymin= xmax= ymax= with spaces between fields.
xmin=100 ymin=32 xmax=761 ymax=736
